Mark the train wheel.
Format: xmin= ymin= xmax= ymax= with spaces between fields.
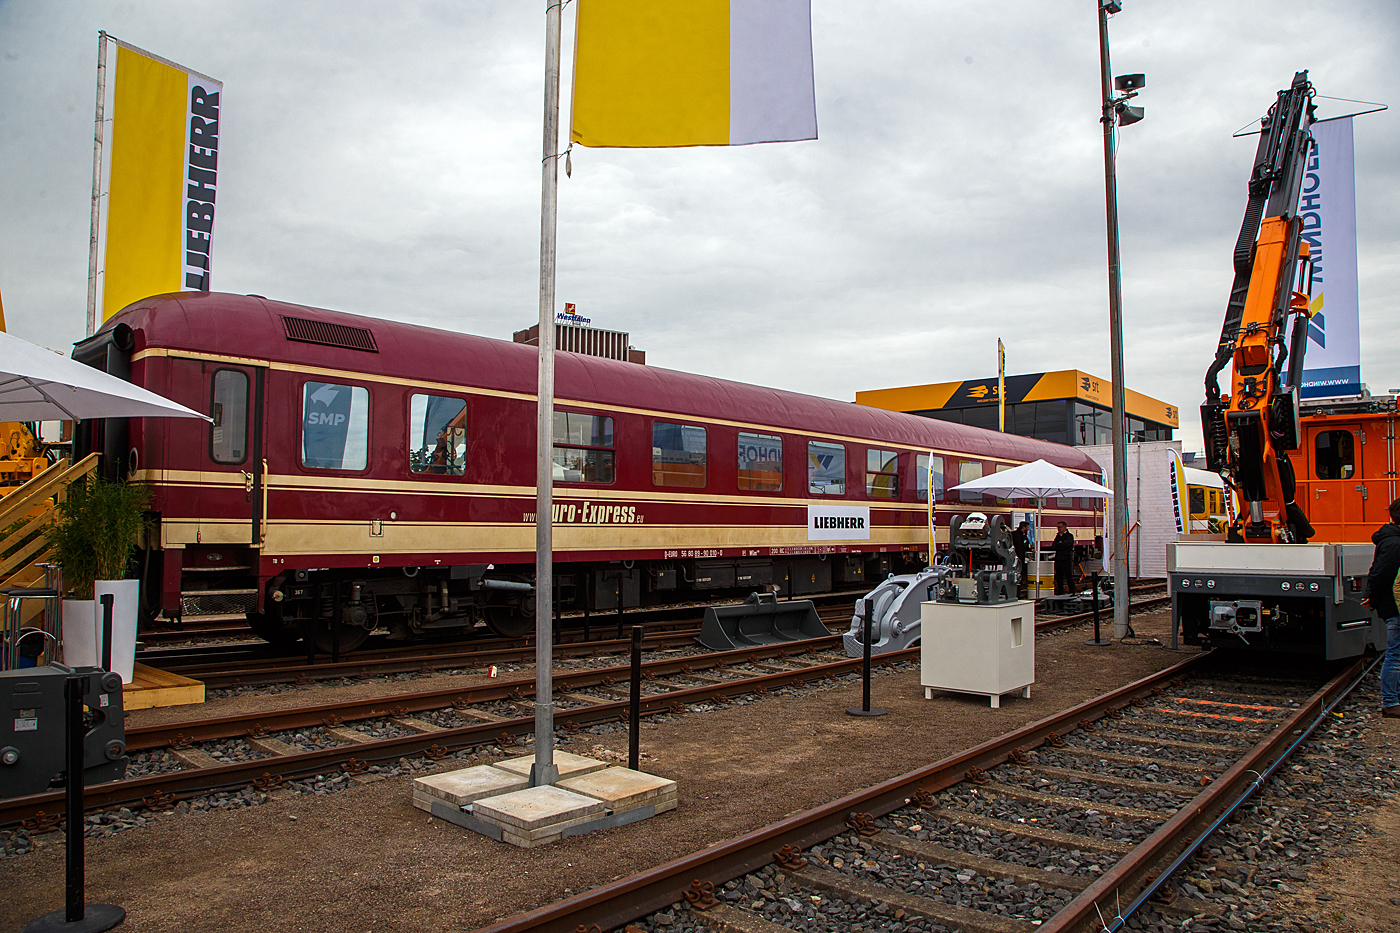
xmin=484 ymin=604 xmax=533 ymax=638
xmin=246 ymin=611 xmax=297 ymax=647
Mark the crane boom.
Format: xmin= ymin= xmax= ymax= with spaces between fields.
xmin=1201 ymin=71 xmax=1318 ymax=544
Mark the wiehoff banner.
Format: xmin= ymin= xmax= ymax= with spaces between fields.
xmin=96 ymin=37 xmax=223 ymax=326
xmin=1298 ymin=117 xmax=1361 ymax=399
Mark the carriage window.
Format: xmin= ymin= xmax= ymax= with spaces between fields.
xmin=1189 ymin=487 xmax=1207 ymax=517
xmin=409 ymin=395 xmax=467 ymax=475
xmin=555 ymin=412 xmax=615 ymax=483
xmin=912 ymin=451 xmax=935 ymax=501
xmin=301 ymin=381 xmax=369 ymax=470
xmin=958 ymin=460 xmax=983 ymax=502
xmin=808 ymin=441 xmax=846 ymax=495
xmin=916 ymin=454 xmax=944 ymax=502
xmin=866 ymin=449 xmax=899 ymax=498
xmin=653 ymin=422 xmax=706 ymax=487
xmin=1314 ymin=430 xmax=1355 ymax=480
xmin=210 ymin=369 xmax=248 ymax=464
xmin=738 ymin=432 xmax=782 ymax=491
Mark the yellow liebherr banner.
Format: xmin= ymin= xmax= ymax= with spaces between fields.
xmin=99 ymin=40 xmax=222 ymax=322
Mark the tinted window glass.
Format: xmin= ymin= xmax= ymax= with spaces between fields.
xmin=554 ymin=412 xmax=615 ymax=483
xmin=738 ymin=432 xmax=782 ymax=491
xmin=210 ymin=369 xmax=248 ymax=464
xmin=915 ymin=454 xmax=936 ymax=502
xmin=808 ymin=441 xmax=845 ymax=495
xmin=866 ymin=449 xmax=898 ymax=498
xmin=1314 ymin=430 xmax=1355 ymax=480
xmin=1189 ymin=487 xmax=1206 ymax=516
xmin=409 ymin=395 xmax=466 ymax=475
xmin=958 ymin=460 xmax=983 ymax=502
xmin=653 ymin=422 xmax=706 ymax=487
xmin=301 ymin=382 xmax=369 ymax=470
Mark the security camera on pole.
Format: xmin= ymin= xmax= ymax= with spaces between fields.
xmin=1097 ymin=0 xmax=1145 ymax=640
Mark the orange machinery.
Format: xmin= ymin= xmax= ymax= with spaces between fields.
xmin=1296 ymin=396 xmax=1398 ymax=543
xmin=1171 ymin=72 xmax=1384 ymax=659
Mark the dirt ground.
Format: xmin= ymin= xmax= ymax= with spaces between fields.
xmin=1276 ymin=715 xmax=1400 ymax=933
xmin=2 ymin=610 xmax=1389 ymax=933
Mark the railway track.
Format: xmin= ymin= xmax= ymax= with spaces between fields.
xmin=468 ymin=652 xmax=1373 ymax=933
xmin=139 ymin=588 xmax=1169 ymax=688
xmin=1 ymin=593 xmax=1173 ymax=830
xmin=1 ymin=635 xmax=900 ymax=827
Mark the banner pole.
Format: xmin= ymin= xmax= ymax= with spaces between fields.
xmin=530 ymin=0 xmax=562 ymax=789
xmin=85 ymin=30 xmax=108 ymax=338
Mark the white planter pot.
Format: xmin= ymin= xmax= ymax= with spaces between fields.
xmin=93 ymin=579 xmax=140 ymax=684
xmin=61 ymin=599 xmax=97 ymax=669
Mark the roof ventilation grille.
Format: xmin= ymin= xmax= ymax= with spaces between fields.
xmin=281 ymin=315 xmax=378 ymax=353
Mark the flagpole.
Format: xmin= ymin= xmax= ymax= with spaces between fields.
xmin=85 ymin=30 xmax=109 ymax=337
xmin=530 ymin=0 xmax=563 ymax=788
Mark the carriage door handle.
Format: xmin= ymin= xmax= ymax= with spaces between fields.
xmin=1356 ymin=484 xmax=1368 ymax=500
xmin=241 ymin=470 xmax=254 ymax=496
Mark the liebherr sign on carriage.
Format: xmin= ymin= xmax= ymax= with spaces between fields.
xmin=1297 ymin=117 xmax=1362 ymax=399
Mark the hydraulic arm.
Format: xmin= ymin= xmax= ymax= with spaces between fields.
xmin=1202 ymin=71 xmax=1318 ymax=543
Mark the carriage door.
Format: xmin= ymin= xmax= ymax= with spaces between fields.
xmin=1308 ymin=423 xmax=1366 ymax=542
xmin=202 ymin=364 xmax=268 ymax=548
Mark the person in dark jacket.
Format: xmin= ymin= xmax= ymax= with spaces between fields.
xmin=1052 ymin=521 xmax=1076 ymax=595
xmin=1363 ymin=497 xmax=1400 ymax=717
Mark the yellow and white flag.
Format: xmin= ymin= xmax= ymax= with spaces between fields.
xmin=98 ymin=38 xmax=222 ymax=323
xmin=570 ymin=0 xmax=816 ymax=148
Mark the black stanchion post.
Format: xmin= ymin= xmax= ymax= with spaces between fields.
xmin=847 ymin=598 xmax=886 ymax=717
xmin=98 ymin=595 xmax=113 ymax=673
xmin=628 ymin=625 xmax=642 ymax=770
xmin=64 ymin=676 xmax=84 ymax=922
xmin=22 ymin=675 xmax=124 ymax=932
xmin=1085 ymin=570 xmax=1111 ymax=647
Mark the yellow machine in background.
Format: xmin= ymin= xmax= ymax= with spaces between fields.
xmin=1 ymin=422 xmax=51 ymax=491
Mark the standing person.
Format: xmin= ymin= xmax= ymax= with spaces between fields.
xmin=1363 ymin=497 xmax=1400 ymax=718
xmin=1012 ymin=521 xmax=1030 ymax=598
xmin=1052 ymin=521 xmax=1076 ymax=596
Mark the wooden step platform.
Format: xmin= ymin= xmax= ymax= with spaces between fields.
xmin=123 ymin=662 xmax=205 ymax=710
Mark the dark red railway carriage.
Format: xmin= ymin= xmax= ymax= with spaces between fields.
xmin=73 ymin=293 xmax=1104 ymax=650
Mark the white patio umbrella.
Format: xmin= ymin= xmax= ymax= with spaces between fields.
xmin=0 ymin=330 xmax=209 ymax=422
xmin=948 ymin=459 xmax=1113 ymax=596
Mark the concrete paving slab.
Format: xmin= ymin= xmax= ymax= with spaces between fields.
xmin=412 ymin=764 xmax=527 ymax=807
xmin=491 ymin=751 xmax=609 ymax=780
xmin=472 ymin=785 xmax=603 ymax=832
xmin=557 ymin=767 xmax=678 ymax=813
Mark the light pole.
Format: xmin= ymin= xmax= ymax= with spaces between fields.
xmin=1096 ymin=0 xmax=1144 ymax=639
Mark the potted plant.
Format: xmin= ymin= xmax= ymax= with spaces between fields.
xmin=48 ymin=474 xmax=149 ymax=682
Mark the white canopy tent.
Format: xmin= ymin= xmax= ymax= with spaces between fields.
xmin=948 ymin=459 xmax=1114 ymax=597
xmin=0 ymin=329 xmax=209 ymax=423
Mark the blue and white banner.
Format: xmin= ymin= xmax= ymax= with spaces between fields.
xmin=1298 ymin=117 xmax=1362 ymax=399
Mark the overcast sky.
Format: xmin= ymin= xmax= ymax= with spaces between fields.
xmin=2 ymin=1 xmax=1397 ymax=453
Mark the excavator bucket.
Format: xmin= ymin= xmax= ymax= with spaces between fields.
xmin=697 ymin=592 xmax=830 ymax=651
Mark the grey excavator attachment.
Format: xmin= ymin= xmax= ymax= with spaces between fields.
xmin=843 ymin=566 xmax=951 ymax=657
xmin=698 ymin=592 xmax=831 ymax=650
